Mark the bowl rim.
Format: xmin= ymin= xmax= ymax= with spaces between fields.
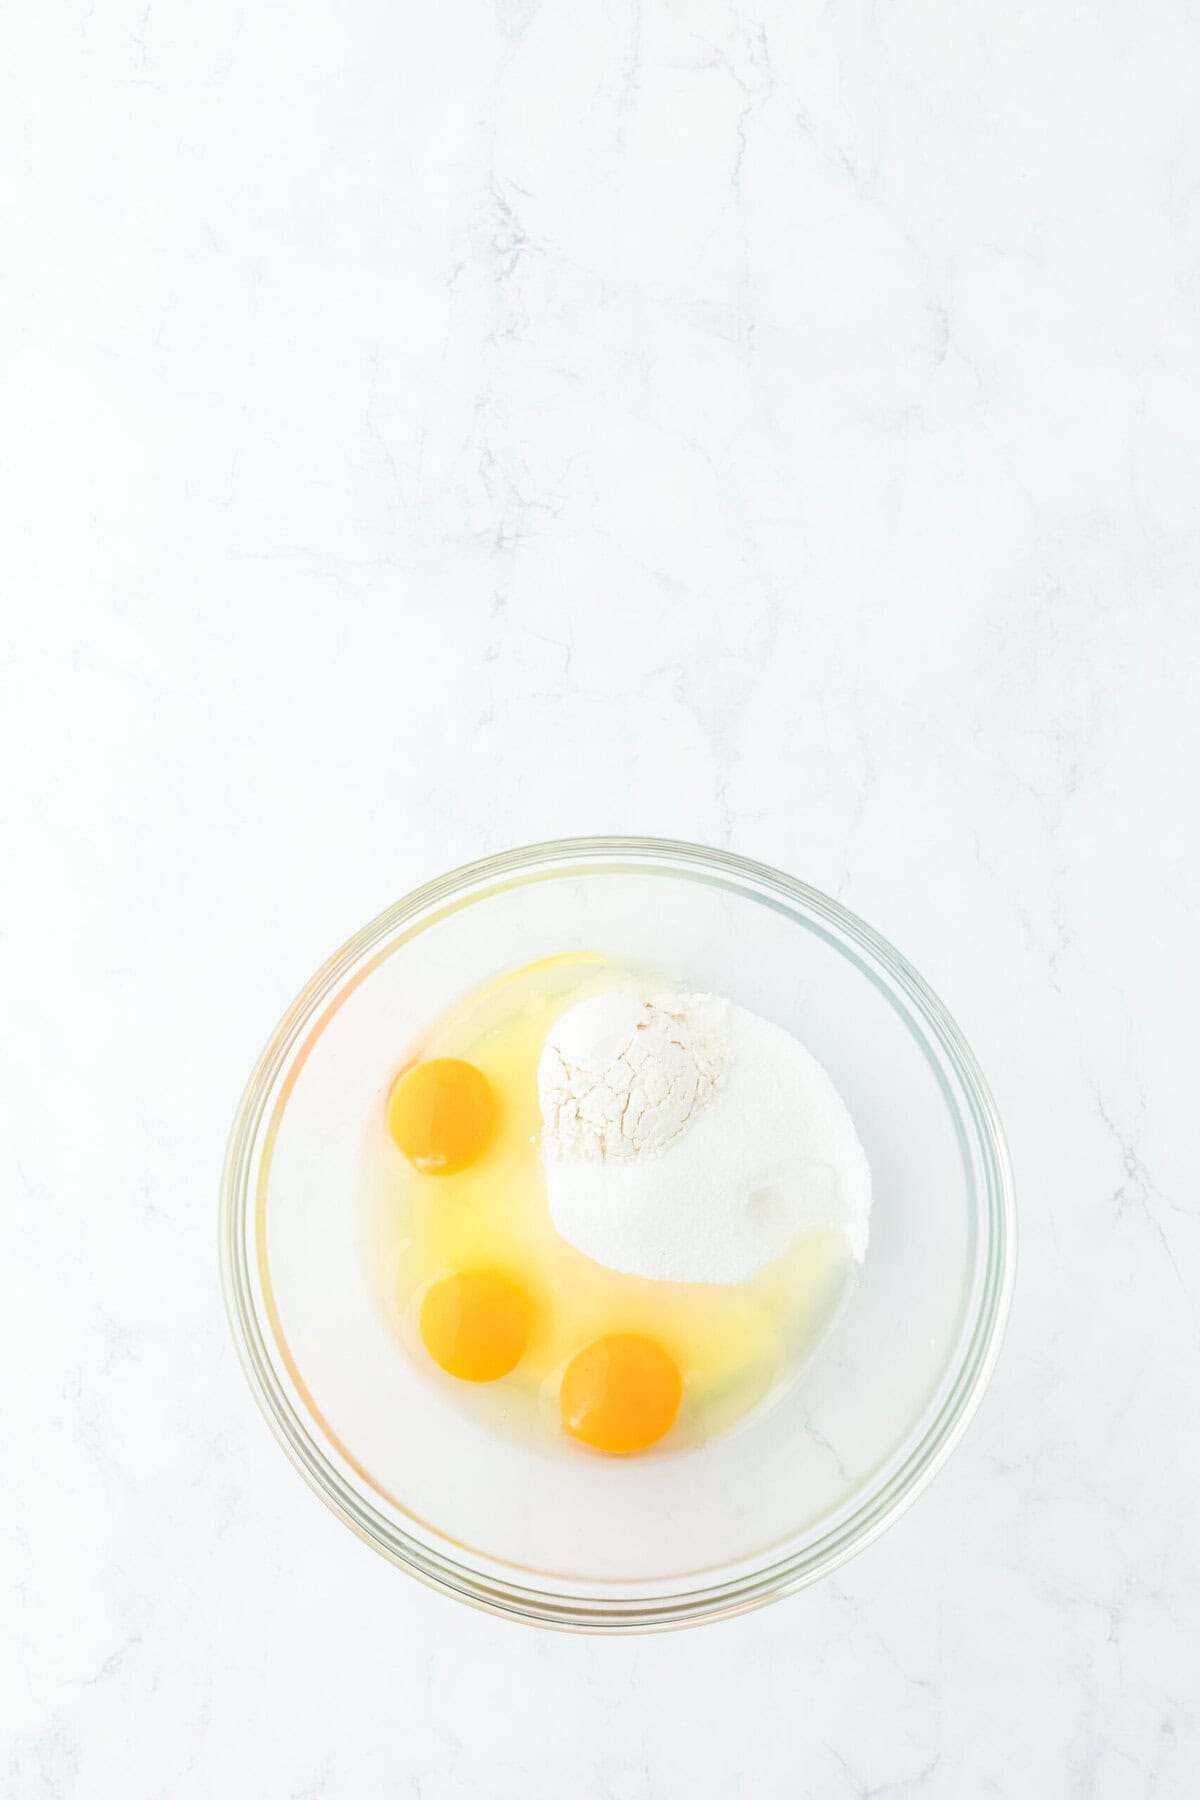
xmin=220 ymin=835 xmax=1016 ymax=1631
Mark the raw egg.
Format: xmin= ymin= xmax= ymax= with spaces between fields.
xmin=419 ymin=1269 xmax=529 ymax=1382
xmin=388 ymin=1057 xmax=495 ymax=1174
xmin=361 ymin=955 xmax=854 ymax=1456
xmin=560 ymin=1333 xmax=682 ymax=1454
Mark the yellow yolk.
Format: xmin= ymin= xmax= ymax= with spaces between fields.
xmin=560 ymin=1334 xmax=682 ymax=1454
xmin=360 ymin=954 xmax=854 ymax=1456
xmin=387 ymin=1057 xmax=495 ymax=1174
xmin=419 ymin=1269 xmax=529 ymax=1381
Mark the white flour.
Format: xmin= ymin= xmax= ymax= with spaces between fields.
xmin=538 ymin=990 xmax=729 ymax=1161
xmin=539 ymin=991 xmax=871 ymax=1285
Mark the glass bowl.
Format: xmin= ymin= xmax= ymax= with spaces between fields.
xmin=220 ymin=838 xmax=1015 ymax=1631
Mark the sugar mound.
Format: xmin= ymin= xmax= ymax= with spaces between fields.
xmin=539 ymin=993 xmax=871 ymax=1285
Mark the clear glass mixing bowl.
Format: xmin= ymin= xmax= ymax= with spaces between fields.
xmin=221 ymin=838 xmax=1015 ymax=1630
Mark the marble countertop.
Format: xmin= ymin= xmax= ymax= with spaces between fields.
xmin=4 ymin=0 xmax=1199 ymax=1793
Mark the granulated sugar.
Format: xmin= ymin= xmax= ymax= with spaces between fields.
xmin=539 ymin=992 xmax=871 ymax=1286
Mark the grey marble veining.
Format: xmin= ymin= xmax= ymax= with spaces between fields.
xmin=2 ymin=0 xmax=1198 ymax=1794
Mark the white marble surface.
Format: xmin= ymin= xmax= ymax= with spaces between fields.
xmin=3 ymin=0 xmax=1199 ymax=1792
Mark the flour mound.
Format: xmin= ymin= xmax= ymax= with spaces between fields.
xmin=538 ymin=991 xmax=729 ymax=1163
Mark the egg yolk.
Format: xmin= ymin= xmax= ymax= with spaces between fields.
xmin=387 ymin=1057 xmax=495 ymax=1174
xmin=560 ymin=1334 xmax=682 ymax=1454
xmin=419 ymin=1270 xmax=529 ymax=1381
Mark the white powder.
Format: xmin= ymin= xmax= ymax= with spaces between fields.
xmin=538 ymin=990 xmax=729 ymax=1161
xmin=539 ymin=992 xmax=871 ymax=1285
